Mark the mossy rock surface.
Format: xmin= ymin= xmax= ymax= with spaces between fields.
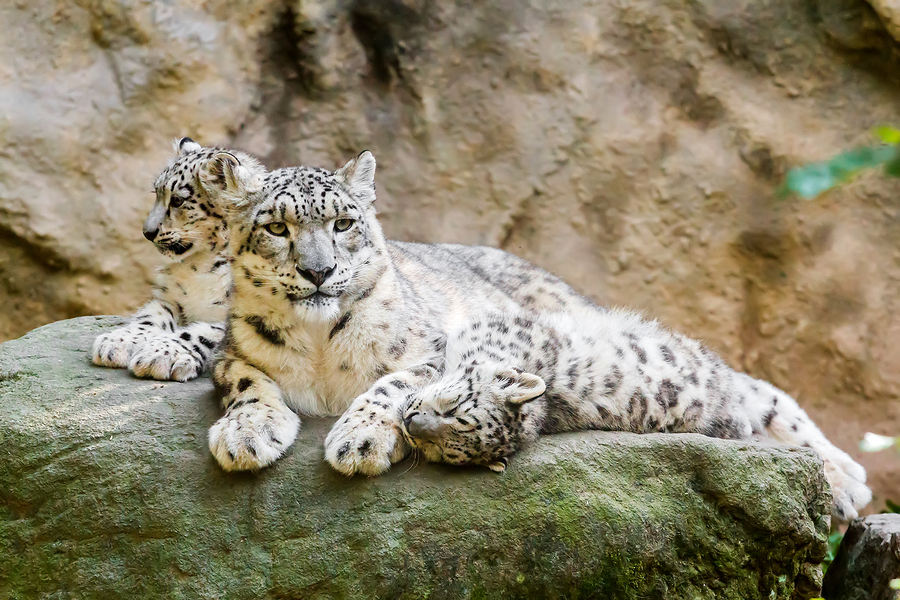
xmin=1 ymin=317 xmax=829 ymax=599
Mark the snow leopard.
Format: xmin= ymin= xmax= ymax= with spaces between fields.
xmin=92 ymin=138 xmax=264 ymax=381
xmin=398 ymin=308 xmax=872 ymax=520
xmin=203 ymin=150 xmax=599 ymax=473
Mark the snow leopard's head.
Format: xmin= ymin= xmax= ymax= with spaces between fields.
xmin=400 ymin=364 xmax=546 ymax=472
xmin=223 ymin=151 xmax=387 ymax=323
xmin=145 ymin=138 xmax=263 ymax=260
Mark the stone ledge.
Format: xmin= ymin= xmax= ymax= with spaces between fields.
xmin=0 ymin=317 xmax=829 ymax=599
xmin=823 ymin=514 xmax=900 ymax=600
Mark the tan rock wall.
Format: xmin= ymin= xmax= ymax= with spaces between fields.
xmin=2 ymin=0 xmax=899 ymax=506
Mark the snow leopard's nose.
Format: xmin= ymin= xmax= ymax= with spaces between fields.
xmin=143 ymin=202 xmax=166 ymax=242
xmin=405 ymin=413 xmax=442 ymax=440
xmin=402 ymin=412 xmax=416 ymax=432
xmin=297 ymin=265 xmax=334 ymax=287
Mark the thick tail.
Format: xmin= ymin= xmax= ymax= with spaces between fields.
xmin=737 ymin=374 xmax=872 ymax=520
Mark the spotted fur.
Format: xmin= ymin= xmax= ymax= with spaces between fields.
xmin=92 ymin=138 xmax=264 ymax=381
xmin=400 ymin=308 xmax=872 ymax=520
xmin=206 ymin=151 xmax=597 ymax=473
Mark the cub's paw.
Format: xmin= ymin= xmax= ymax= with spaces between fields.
xmin=92 ymin=328 xmax=145 ymax=368
xmin=325 ymin=403 xmax=407 ymax=476
xmin=208 ymin=400 xmax=300 ymax=471
xmin=128 ymin=337 xmax=203 ymax=382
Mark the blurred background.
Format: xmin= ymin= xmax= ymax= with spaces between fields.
xmin=2 ymin=0 xmax=899 ymax=509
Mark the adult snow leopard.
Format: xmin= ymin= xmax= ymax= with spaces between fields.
xmin=397 ymin=308 xmax=871 ymax=520
xmin=92 ymin=138 xmax=264 ymax=381
xmin=204 ymin=151 xmax=598 ymax=473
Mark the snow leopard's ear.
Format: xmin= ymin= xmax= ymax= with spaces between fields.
xmin=494 ymin=367 xmax=546 ymax=405
xmin=485 ymin=457 xmax=509 ymax=473
xmin=200 ymin=151 xmax=263 ymax=206
xmin=334 ymin=150 xmax=376 ymax=204
xmin=175 ymin=136 xmax=202 ymax=155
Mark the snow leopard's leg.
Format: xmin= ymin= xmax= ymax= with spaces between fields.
xmin=208 ymin=355 xmax=300 ymax=471
xmin=92 ymin=299 xmax=178 ymax=368
xmin=128 ymin=321 xmax=225 ymax=382
xmin=737 ymin=373 xmax=872 ymax=520
xmin=325 ymin=363 xmax=440 ymax=476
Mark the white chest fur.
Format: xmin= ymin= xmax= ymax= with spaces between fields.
xmin=157 ymin=256 xmax=230 ymax=325
xmin=232 ymin=318 xmax=397 ymax=416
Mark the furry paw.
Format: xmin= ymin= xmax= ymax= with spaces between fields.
xmin=325 ymin=401 xmax=407 ymax=476
xmin=128 ymin=337 xmax=203 ymax=382
xmin=825 ymin=461 xmax=873 ymax=521
xmin=831 ymin=448 xmax=868 ymax=484
xmin=92 ymin=327 xmax=146 ymax=368
xmin=208 ymin=400 xmax=300 ymax=471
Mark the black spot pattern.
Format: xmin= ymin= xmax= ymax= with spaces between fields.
xmin=330 ymin=312 xmax=352 ymax=340
xmin=245 ymin=315 xmax=285 ymax=345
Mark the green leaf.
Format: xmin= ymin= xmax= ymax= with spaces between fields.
xmin=885 ymin=154 xmax=900 ymax=178
xmin=822 ymin=531 xmax=844 ymax=574
xmin=874 ymin=126 xmax=900 ymax=145
xmin=783 ymin=145 xmax=899 ymax=199
xmin=782 ymin=164 xmax=837 ymax=199
xmin=884 ymin=498 xmax=900 ymax=513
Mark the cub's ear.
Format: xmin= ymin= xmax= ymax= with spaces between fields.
xmin=200 ymin=151 xmax=262 ymax=200
xmin=334 ymin=150 xmax=376 ymax=204
xmin=494 ymin=368 xmax=546 ymax=405
xmin=176 ymin=136 xmax=202 ymax=155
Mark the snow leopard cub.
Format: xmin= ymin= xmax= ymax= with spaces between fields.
xmin=92 ymin=138 xmax=264 ymax=381
xmin=400 ymin=307 xmax=871 ymax=520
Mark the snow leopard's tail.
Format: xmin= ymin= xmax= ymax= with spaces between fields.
xmin=736 ymin=373 xmax=872 ymax=520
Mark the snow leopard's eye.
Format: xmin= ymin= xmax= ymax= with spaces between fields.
xmin=265 ymin=222 xmax=288 ymax=237
xmin=169 ymin=195 xmax=186 ymax=208
xmin=334 ymin=218 xmax=355 ymax=232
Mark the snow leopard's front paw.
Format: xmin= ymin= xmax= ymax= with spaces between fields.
xmin=325 ymin=400 xmax=408 ymax=476
xmin=208 ymin=400 xmax=300 ymax=472
xmin=92 ymin=327 xmax=145 ymax=368
xmin=824 ymin=461 xmax=873 ymax=521
xmin=128 ymin=336 xmax=203 ymax=382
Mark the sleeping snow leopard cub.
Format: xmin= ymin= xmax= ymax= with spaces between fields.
xmin=203 ymin=150 xmax=598 ymax=473
xmin=399 ymin=308 xmax=872 ymax=520
xmin=92 ymin=138 xmax=264 ymax=381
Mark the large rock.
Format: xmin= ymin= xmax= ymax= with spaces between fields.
xmin=1 ymin=318 xmax=830 ymax=598
xmin=822 ymin=514 xmax=900 ymax=600
xmin=0 ymin=0 xmax=893 ymax=506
